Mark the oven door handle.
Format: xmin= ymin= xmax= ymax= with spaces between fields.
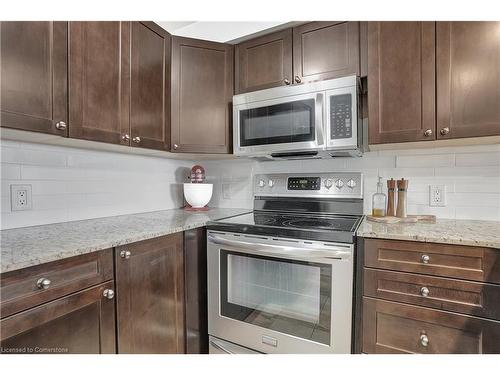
xmin=207 ymin=233 xmax=351 ymax=260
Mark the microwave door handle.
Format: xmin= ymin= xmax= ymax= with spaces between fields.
xmin=315 ymin=93 xmax=325 ymax=146
xmin=207 ymin=233 xmax=351 ymax=260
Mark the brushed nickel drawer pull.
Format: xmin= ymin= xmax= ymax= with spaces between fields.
xmin=36 ymin=277 xmax=51 ymax=290
xmin=120 ymin=250 xmax=131 ymax=259
xmin=420 ymin=286 xmax=430 ymax=297
xmin=421 ymin=254 xmax=430 ymax=264
xmin=55 ymin=121 xmax=67 ymax=130
xmin=420 ymin=333 xmax=429 ymax=347
xmin=103 ymin=289 xmax=115 ymax=300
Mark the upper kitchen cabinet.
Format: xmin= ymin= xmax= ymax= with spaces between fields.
xmin=436 ymin=22 xmax=500 ymax=140
xmin=171 ymin=37 xmax=233 ymax=154
xmin=130 ymin=22 xmax=171 ymax=150
xmin=68 ymin=22 xmax=130 ymax=145
xmin=368 ymin=22 xmax=436 ymax=144
xmin=0 ymin=22 xmax=68 ymax=136
xmin=293 ymin=21 xmax=360 ymax=84
xmin=235 ymin=29 xmax=293 ymax=94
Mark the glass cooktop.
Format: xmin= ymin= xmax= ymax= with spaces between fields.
xmin=208 ymin=211 xmax=362 ymax=243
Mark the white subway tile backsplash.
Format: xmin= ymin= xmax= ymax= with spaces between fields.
xmin=20 ymin=165 xmax=83 ymax=180
xmin=1 ymin=141 xmax=499 ymax=228
xmin=435 ymin=166 xmax=500 ymax=177
xmin=204 ymin=143 xmax=500 ymax=221
xmin=396 ymin=154 xmax=455 ymax=168
xmin=2 ymin=146 xmax=67 ymax=167
xmin=1 ymin=142 xmax=192 ymax=229
xmin=1 ymin=164 xmax=21 ymax=180
xmin=455 ymin=152 xmax=500 ymax=167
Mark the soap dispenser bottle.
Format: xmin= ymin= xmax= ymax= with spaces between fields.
xmin=372 ymin=176 xmax=387 ymax=217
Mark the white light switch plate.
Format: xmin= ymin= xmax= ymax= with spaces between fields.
xmin=10 ymin=184 xmax=33 ymax=211
xmin=429 ymin=185 xmax=446 ymax=207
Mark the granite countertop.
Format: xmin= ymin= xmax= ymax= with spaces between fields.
xmin=0 ymin=207 xmax=251 ymax=273
xmin=357 ymin=217 xmax=500 ymax=249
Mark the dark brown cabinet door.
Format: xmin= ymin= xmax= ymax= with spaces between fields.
xmin=0 ymin=21 xmax=68 ymax=136
xmin=115 ymin=233 xmax=185 ymax=353
xmin=171 ymin=37 xmax=233 ymax=154
xmin=0 ymin=281 xmax=116 ymax=354
xmin=293 ymin=21 xmax=360 ymax=84
xmin=362 ymin=297 xmax=500 ymax=354
xmin=368 ymin=22 xmax=436 ymax=144
xmin=235 ymin=29 xmax=292 ymax=94
xmin=68 ymin=22 xmax=130 ymax=145
xmin=130 ymin=22 xmax=171 ymax=151
xmin=436 ymin=22 xmax=500 ymax=139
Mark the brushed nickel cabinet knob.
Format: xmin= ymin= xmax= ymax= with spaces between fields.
xmin=420 ymin=286 xmax=430 ymax=297
xmin=173 ymin=144 xmax=179 ymax=150
xmin=421 ymin=254 xmax=430 ymax=264
xmin=122 ymin=134 xmax=130 ymax=141
xmin=55 ymin=121 xmax=67 ymax=130
xmin=120 ymin=250 xmax=131 ymax=259
xmin=283 ymin=78 xmax=291 ymax=85
xmin=294 ymin=76 xmax=302 ymax=84
xmin=420 ymin=334 xmax=429 ymax=347
xmin=36 ymin=277 xmax=51 ymax=290
xmin=424 ymin=129 xmax=433 ymax=137
xmin=132 ymin=136 xmax=141 ymax=143
xmin=103 ymin=289 xmax=115 ymax=300
xmin=440 ymin=127 xmax=450 ymax=135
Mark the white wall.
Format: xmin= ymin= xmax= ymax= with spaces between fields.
xmin=1 ymin=140 xmax=192 ymax=229
xmin=203 ymin=144 xmax=500 ymax=221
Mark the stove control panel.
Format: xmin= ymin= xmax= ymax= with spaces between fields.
xmin=254 ymin=173 xmax=363 ymax=198
xmin=287 ymin=177 xmax=321 ymax=190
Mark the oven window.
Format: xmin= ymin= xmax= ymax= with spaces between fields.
xmin=239 ymin=99 xmax=315 ymax=147
xmin=220 ymin=250 xmax=331 ymax=345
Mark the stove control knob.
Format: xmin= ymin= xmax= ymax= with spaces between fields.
xmin=347 ymin=179 xmax=357 ymax=189
xmin=335 ymin=179 xmax=344 ymax=189
xmin=268 ymin=180 xmax=274 ymax=188
xmin=324 ymin=179 xmax=333 ymax=189
xmin=258 ymin=179 xmax=265 ymax=188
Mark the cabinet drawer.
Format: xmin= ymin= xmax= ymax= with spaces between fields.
xmin=1 ymin=249 xmax=113 ymax=318
xmin=364 ymin=268 xmax=500 ymax=320
xmin=362 ymin=297 xmax=500 ymax=354
xmin=364 ymin=239 xmax=500 ymax=283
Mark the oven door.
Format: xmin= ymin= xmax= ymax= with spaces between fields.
xmin=233 ymin=92 xmax=325 ymax=156
xmin=207 ymin=231 xmax=354 ymax=354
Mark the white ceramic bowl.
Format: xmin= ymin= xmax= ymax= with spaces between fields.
xmin=183 ymin=183 xmax=213 ymax=208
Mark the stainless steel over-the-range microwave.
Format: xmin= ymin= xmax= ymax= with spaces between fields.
xmin=233 ymin=75 xmax=365 ymax=159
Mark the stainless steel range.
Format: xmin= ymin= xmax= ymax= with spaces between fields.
xmin=206 ymin=172 xmax=363 ymax=354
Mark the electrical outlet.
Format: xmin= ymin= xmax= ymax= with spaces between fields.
xmin=222 ymin=183 xmax=231 ymax=199
xmin=429 ymin=185 xmax=446 ymax=207
xmin=10 ymin=184 xmax=32 ymax=211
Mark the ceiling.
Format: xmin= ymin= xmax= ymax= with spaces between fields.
xmin=155 ymin=21 xmax=295 ymax=44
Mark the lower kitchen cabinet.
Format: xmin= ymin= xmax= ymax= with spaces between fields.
xmin=0 ymin=281 xmax=116 ymax=354
xmin=358 ymin=238 xmax=500 ymax=354
xmin=115 ymin=232 xmax=185 ymax=354
xmin=362 ymin=297 xmax=500 ymax=354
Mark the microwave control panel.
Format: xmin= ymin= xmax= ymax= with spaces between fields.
xmin=330 ymin=94 xmax=352 ymax=139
